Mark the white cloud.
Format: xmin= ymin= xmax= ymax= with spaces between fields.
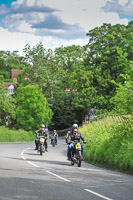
xmin=103 ymin=0 xmax=133 ymax=16
xmin=43 ymin=0 xmax=128 ymax=31
xmin=26 ymin=0 xmax=35 ymax=7
xmin=0 ymin=0 xmax=131 ymax=53
xmin=0 ymin=27 xmax=88 ymax=54
xmin=118 ymin=0 xmax=128 ymax=6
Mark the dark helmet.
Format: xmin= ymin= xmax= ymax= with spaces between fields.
xmin=72 ymin=123 xmax=78 ymax=129
xmin=41 ymin=124 xmax=45 ymax=128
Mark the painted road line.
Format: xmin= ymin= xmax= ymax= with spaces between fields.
xmin=84 ymin=189 xmax=114 ymax=200
xmin=46 ymin=170 xmax=71 ymax=182
xmin=28 ymin=161 xmax=40 ymax=168
xmin=21 ymin=148 xmax=40 ymax=168
xmin=21 ymin=156 xmax=26 ymax=160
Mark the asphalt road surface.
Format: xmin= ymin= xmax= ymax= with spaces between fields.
xmin=0 ymin=138 xmax=133 ymax=200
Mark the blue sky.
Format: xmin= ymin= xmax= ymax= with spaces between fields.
xmin=0 ymin=0 xmax=132 ymax=54
xmin=0 ymin=0 xmax=16 ymax=7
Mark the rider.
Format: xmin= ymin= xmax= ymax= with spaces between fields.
xmin=67 ymin=123 xmax=87 ymax=160
xmin=65 ymin=130 xmax=70 ymax=143
xmin=35 ymin=124 xmax=48 ymax=151
xmin=51 ymin=130 xmax=58 ymax=145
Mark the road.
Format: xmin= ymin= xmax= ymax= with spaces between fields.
xmin=0 ymin=138 xmax=133 ymax=200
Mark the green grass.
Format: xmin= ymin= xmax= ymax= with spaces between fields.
xmin=0 ymin=126 xmax=35 ymax=142
xmin=80 ymin=116 xmax=133 ymax=174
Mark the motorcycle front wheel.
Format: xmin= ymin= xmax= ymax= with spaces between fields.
xmin=40 ymin=145 xmax=43 ymax=155
xmin=77 ymin=151 xmax=82 ymax=167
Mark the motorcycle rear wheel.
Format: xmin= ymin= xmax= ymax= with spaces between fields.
xmin=52 ymin=140 xmax=55 ymax=147
xmin=71 ymin=158 xmax=74 ymax=165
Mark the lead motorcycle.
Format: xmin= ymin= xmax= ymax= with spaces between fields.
xmin=71 ymin=140 xmax=82 ymax=167
xmin=38 ymin=136 xmax=46 ymax=155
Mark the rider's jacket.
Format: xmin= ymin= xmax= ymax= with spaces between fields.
xmin=54 ymin=132 xmax=57 ymax=137
xmin=68 ymin=130 xmax=86 ymax=144
xmin=37 ymin=129 xmax=48 ymax=139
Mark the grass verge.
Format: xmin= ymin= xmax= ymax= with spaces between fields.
xmin=79 ymin=116 xmax=133 ymax=174
xmin=0 ymin=126 xmax=35 ymax=142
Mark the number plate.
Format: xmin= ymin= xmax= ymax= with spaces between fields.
xmin=40 ymin=138 xmax=45 ymax=143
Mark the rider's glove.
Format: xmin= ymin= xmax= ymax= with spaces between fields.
xmin=83 ymin=141 xmax=87 ymax=144
xmin=71 ymin=141 xmax=75 ymax=144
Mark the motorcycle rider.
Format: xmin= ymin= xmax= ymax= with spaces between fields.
xmin=65 ymin=130 xmax=70 ymax=143
xmin=35 ymin=124 xmax=48 ymax=151
xmin=67 ymin=123 xmax=87 ymax=160
xmin=51 ymin=130 xmax=58 ymax=145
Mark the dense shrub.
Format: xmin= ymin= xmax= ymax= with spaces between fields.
xmin=80 ymin=116 xmax=133 ymax=174
xmin=0 ymin=126 xmax=34 ymax=142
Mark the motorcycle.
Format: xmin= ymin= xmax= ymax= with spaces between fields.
xmin=38 ymin=136 xmax=46 ymax=155
xmin=51 ymin=135 xmax=57 ymax=147
xmin=71 ymin=140 xmax=82 ymax=167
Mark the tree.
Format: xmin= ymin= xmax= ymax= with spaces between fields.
xmin=16 ymin=84 xmax=53 ymax=131
xmin=18 ymin=44 xmax=91 ymax=128
xmin=111 ymin=62 xmax=133 ymax=115
xmin=84 ymin=22 xmax=133 ymax=111
xmin=20 ymin=43 xmax=56 ymax=96
xmin=0 ymin=50 xmax=25 ymax=80
xmin=50 ymin=45 xmax=92 ymax=126
xmin=0 ymin=75 xmax=16 ymax=125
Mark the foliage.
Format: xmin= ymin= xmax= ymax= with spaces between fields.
xmin=111 ymin=62 xmax=133 ymax=115
xmin=16 ymin=84 xmax=53 ymax=131
xmin=0 ymin=22 xmax=133 ymax=129
xmin=49 ymin=45 xmax=92 ymax=127
xmin=0 ymin=50 xmax=25 ymax=79
xmin=18 ymin=44 xmax=90 ymax=128
xmin=84 ymin=22 xmax=133 ymax=111
xmin=19 ymin=43 xmax=55 ymax=95
xmin=0 ymin=126 xmax=34 ymax=142
xmin=0 ymin=75 xmax=16 ymax=125
xmin=80 ymin=116 xmax=133 ymax=174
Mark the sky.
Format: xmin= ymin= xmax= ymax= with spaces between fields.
xmin=0 ymin=0 xmax=132 ymax=55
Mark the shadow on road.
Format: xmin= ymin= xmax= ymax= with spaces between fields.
xmin=6 ymin=156 xmax=70 ymax=167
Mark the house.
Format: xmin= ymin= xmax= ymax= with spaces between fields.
xmin=4 ymin=70 xmax=23 ymax=94
xmin=11 ymin=69 xmax=23 ymax=82
xmin=66 ymin=87 xmax=77 ymax=93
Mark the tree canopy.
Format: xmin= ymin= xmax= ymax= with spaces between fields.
xmin=0 ymin=22 xmax=132 ymax=129
xmin=16 ymin=84 xmax=53 ymax=131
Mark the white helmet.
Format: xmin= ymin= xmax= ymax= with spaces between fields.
xmin=72 ymin=123 xmax=78 ymax=129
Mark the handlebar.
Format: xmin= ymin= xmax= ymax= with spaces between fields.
xmin=70 ymin=140 xmax=87 ymax=144
xmin=38 ymin=136 xmax=45 ymax=138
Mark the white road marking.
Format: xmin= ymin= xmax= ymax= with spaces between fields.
xmin=21 ymin=148 xmax=40 ymax=168
xmin=84 ymin=189 xmax=114 ymax=200
xmin=28 ymin=161 xmax=40 ymax=168
xmin=46 ymin=170 xmax=71 ymax=182
xmin=20 ymin=147 xmax=115 ymax=200
xmin=21 ymin=156 xmax=26 ymax=160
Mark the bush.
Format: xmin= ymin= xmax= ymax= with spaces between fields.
xmin=0 ymin=126 xmax=35 ymax=142
xmin=80 ymin=116 xmax=133 ymax=174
